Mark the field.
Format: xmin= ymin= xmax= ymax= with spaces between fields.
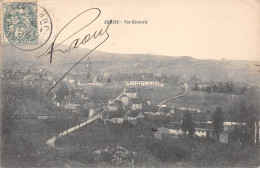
xmin=135 ymin=84 xmax=184 ymax=104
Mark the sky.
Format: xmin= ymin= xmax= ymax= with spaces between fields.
xmin=39 ymin=0 xmax=260 ymax=61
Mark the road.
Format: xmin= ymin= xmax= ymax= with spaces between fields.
xmin=157 ymin=84 xmax=189 ymax=106
xmin=157 ymin=75 xmax=197 ymax=106
xmin=46 ymin=91 xmax=125 ymax=148
xmin=46 ymin=112 xmax=101 ymax=148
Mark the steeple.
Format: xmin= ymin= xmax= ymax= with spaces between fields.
xmin=86 ymin=56 xmax=92 ymax=79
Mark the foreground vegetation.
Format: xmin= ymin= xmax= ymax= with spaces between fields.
xmin=55 ymin=120 xmax=259 ymax=167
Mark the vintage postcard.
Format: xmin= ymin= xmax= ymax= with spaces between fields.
xmin=0 ymin=0 xmax=260 ymax=168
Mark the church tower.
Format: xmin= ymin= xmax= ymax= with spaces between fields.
xmin=86 ymin=56 xmax=92 ymax=79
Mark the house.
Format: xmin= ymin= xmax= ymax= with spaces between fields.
xmin=219 ymin=125 xmax=235 ymax=143
xmin=143 ymin=105 xmax=174 ymax=116
xmin=101 ymin=110 xmax=109 ymax=123
xmin=107 ymin=104 xmax=118 ymax=112
xmin=87 ymin=101 xmax=95 ymax=108
xmin=223 ymin=122 xmax=246 ymax=126
xmin=145 ymin=99 xmax=151 ymax=105
xmin=155 ymin=127 xmax=184 ymax=139
xmin=102 ymin=109 xmax=127 ymax=124
xmin=64 ymin=103 xmax=81 ymax=113
xmin=143 ymin=105 xmax=160 ymax=115
xmin=169 ymin=129 xmax=184 ymax=136
xmin=157 ymin=106 xmax=174 ymax=116
xmin=155 ymin=127 xmax=171 ymax=139
xmin=108 ymin=99 xmax=114 ymax=105
xmin=194 ymin=128 xmax=208 ymax=138
xmin=129 ymin=98 xmax=142 ymax=110
xmin=178 ymin=107 xmax=202 ymax=113
xmin=119 ymin=94 xmax=130 ymax=106
xmin=220 ymin=131 xmax=229 ymax=143
xmin=109 ymin=110 xmax=126 ymax=124
xmin=123 ymin=110 xmax=145 ymax=125
xmin=114 ymin=100 xmax=125 ymax=109
xmin=157 ymin=104 xmax=167 ymax=107
xmin=123 ymin=89 xmax=137 ymax=98
xmin=142 ymin=99 xmax=151 ymax=107
xmin=73 ymin=89 xmax=88 ymax=99
xmin=50 ymin=97 xmax=58 ymax=106
xmin=198 ymin=82 xmax=213 ymax=89
xmin=89 ymin=108 xmax=95 ymax=117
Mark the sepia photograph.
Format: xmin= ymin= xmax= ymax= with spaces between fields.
xmin=0 ymin=0 xmax=260 ymax=168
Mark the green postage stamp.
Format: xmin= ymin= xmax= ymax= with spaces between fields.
xmin=2 ymin=1 xmax=38 ymax=45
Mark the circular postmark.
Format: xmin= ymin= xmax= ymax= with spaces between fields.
xmin=3 ymin=2 xmax=52 ymax=51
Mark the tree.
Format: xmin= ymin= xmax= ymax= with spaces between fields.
xmin=245 ymin=87 xmax=260 ymax=145
xmin=56 ymin=82 xmax=69 ymax=103
xmin=230 ymin=81 xmax=234 ymax=94
xmin=224 ymin=81 xmax=231 ymax=94
xmin=70 ymin=88 xmax=76 ymax=98
xmin=107 ymin=78 xmax=111 ymax=83
xmin=237 ymin=100 xmax=248 ymax=123
xmin=243 ymin=105 xmax=256 ymax=144
xmin=240 ymin=86 xmax=247 ymax=95
xmin=212 ymin=107 xmax=224 ymax=141
xmin=228 ymin=125 xmax=251 ymax=146
xmin=192 ymin=83 xmax=199 ymax=91
xmin=181 ymin=109 xmax=195 ymax=137
xmin=1 ymin=82 xmax=26 ymax=145
xmin=212 ymin=84 xmax=218 ymax=93
xmin=205 ymin=87 xmax=212 ymax=93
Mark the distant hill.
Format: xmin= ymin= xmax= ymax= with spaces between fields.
xmin=1 ymin=44 xmax=260 ymax=85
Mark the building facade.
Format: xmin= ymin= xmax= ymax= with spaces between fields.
xmin=126 ymin=78 xmax=164 ymax=87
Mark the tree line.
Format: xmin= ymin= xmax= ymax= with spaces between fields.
xmin=192 ymin=81 xmax=248 ymax=95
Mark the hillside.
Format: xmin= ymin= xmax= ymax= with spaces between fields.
xmin=1 ymin=45 xmax=260 ymax=85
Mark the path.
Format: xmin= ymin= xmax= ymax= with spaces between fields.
xmin=157 ymin=84 xmax=189 ymax=106
xmin=157 ymin=76 xmax=197 ymax=106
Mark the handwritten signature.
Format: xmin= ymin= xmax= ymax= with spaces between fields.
xmin=36 ymin=8 xmax=111 ymax=94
